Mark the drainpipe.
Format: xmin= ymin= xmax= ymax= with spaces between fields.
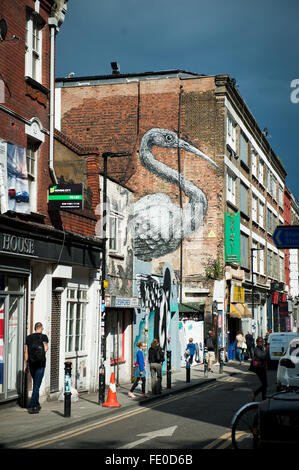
xmin=48 ymin=17 xmax=58 ymax=184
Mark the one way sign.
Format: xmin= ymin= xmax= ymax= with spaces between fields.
xmin=272 ymin=225 xmax=299 ymax=249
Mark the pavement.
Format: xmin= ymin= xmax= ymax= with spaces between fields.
xmin=0 ymin=361 xmax=251 ymax=448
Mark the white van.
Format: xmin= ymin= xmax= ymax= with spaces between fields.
xmin=267 ymin=332 xmax=299 ymax=368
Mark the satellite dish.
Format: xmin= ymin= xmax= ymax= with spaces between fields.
xmin=0 ymin=18 xmax=8 ymax=41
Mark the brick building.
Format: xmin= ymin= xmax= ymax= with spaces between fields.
xmin=0 ymin=1 xmax=103 ymax=406
xmin=56 ymin=68 xmax=290 ymax=367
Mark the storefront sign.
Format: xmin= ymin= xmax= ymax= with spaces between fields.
xmin=105 ymin=296 xmax=140 ymax=308
xmin=231 ymin=285 xmax=245 ymax=303
xmin=1 ymin=233 xmax=35 ymax=255
xmin=225 ymin=213 xmax=240 ymax=263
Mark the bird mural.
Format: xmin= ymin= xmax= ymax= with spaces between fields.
xmin=129 ymin=128 xmax=219 ymax=261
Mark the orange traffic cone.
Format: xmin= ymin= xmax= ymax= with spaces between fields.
xmin=102 ymin=372 xmax=121 ymax=407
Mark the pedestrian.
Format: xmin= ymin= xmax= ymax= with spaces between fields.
xmin=245 ymin=331 xmax=254 ymax=359
xmin=24 ymin=322 xmax=48 ymax=414
xmin=204 ymin=330 xmax=216 ymax=372
xmin=148 ymin=338 xmax=164 ymax=395
xmin=250 ymin=336 xmax=268 ymax=401
xmin=186 ymin=338 xmax=196 ymax=365
xmin=235 ymin=330 xmax=246 ymax=364
xmin=128 ymin=342 xmax=148 ymax=398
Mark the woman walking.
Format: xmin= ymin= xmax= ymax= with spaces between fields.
xmin=129 ymin=342 xmax=148 ymax=398
xmin=250 ymin=336 xmax=268 ymax=401
xmin=235 ymin=330 xmax=246 ymax=364
xmin=148 ymin=339 xmax=164 ymax=395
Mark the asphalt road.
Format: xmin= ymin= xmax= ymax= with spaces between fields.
xmin=20 ymin=369 xmax=277 ymax=451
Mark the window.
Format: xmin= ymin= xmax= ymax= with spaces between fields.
xmin=252 ymin=195 xmax=258 ymax=222
xmin=272 ymin=214 xmax=277 ymax=233
xmin=240 ymin=133 xmax=248 ymax=166
xmin=252 ymin=241 xmax=258 ymax=273
xmin=258 ymin=160 xmax=264 ymax=185
xmin=279 ymin=257 xmax=284 ymax=281
xmin=227 ymin=115 xmax=236 ymax=151
xmin=267 ymin=249 xmax=272 ymax=277
xmin=240 ymin=233 xmax=249 ymax=268
xmin=259 ymin=247 xmax=265 ymax=275
xmin=251 ymin=151 xmax=257 ymax=177
xmin=65 ymin=288 xmax=88 ymax=353
xmin=25 ymin=11 xmax=43 ymax=82
xmin=226 ymin=172 xmax=236 ymax=204
xmin=109 ymin=214 xmax=122 ymax=252
xmin=267 ymin=169 xmax=272 ymax=194
xmin=267 ymin=208 xmax=272 ymax=233
xmin=26 ymin=138 xmax=39 ymax=211
xmin=272 ymin=176 xmax=277 ymax=200
xmin=259 ymin=201 xmax=264 ymax=228
xmin=278 ymin=185 xmax=283 ymax=207
xmin=240 ymin=183 xmax=248 ymax=215
xmin=273 ymin=253 xmax=278 ymax=279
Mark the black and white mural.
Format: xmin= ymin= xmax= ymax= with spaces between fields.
xmin=129 ymin=128 xmax=218 ymax=261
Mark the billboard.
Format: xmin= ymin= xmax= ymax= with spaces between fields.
xmin=48 ymin=184 xmax=84 ymax=210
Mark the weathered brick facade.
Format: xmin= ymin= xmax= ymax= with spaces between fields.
xmin=57 ymin=73 xmax=226 ymax=323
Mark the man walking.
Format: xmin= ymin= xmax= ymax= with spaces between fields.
xmin=245 ymin=331 xmax=254 ymax=359
xmin=186 ymin=338 xmax=196 ymax=365
xmin=204 ymin=330 xmax=216 ymax=372
xmin=24 ymin=322 xmax=48 ymax=414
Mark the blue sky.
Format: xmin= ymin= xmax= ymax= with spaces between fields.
xmin=56 ymin=0 xmax=299 ymax=201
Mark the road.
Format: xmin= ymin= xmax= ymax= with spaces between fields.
xmin=19 ymin=369 xmax=277 ymax=450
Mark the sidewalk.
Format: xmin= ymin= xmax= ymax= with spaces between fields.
xmin=0 ymin=361 xmax=250 ymax=448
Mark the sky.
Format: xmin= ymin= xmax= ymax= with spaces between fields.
xmin=55 ymin=0 xmax=299 ymax=201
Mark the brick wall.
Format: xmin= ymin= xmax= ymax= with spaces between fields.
xmin=59 ymin=76 xmax=225 ymax=289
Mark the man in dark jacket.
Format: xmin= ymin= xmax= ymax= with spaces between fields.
xmin=24 ymin=322 xmax=48 ymax=414
xmin=245 ymin=331 xmax=254 ymax=359
xmin=250 ymin=336 xmax=268 ymax=401
xmin=148 ymin=339 xmax=164 ymax=395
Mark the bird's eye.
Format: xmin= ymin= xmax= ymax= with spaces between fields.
xmin=166 ymin=134 xmax=173 ymax=142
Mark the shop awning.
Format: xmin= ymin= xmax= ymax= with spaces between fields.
xmin=229 ymin=303 xmax=252 ymax=319
xmin=179 ymin=302 xmax=205 ymax=314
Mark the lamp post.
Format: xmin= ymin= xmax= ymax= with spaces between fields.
xmin=251 ymin=246 xmax=264 ymax=336
xmin=99 ymin=151 xmax=131 ymax=403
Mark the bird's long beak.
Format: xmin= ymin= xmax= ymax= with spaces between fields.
xmin=178 ymin=139 xmax=219 ymax=168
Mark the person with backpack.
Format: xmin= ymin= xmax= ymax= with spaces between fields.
xmin=24 ymin=322 xmax=48 ymax=414
xmin=204 ymin=330 xmax=216 ymax=372
xmin=148 ymin=338 xmax=165 ymax=395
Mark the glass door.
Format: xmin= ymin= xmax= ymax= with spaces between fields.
xmin=0 ymin=275 xmax=25 ymax=402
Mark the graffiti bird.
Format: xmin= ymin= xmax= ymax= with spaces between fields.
xmin=130 ymin=128 xmax=219 ymax=261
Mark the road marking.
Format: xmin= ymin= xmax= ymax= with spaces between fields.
xmin=119 ymin=425 xmax=178 ymax=449
xmin=18 ymin=381 xmax=222 ymax=449
xmin=203 ymin=430 xmax=231 ymax=449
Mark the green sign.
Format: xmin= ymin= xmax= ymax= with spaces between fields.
xmin=48 ymin=184 xmax=83 ymax=210
xmin=225 ymin=212 xmax=240 ymax=263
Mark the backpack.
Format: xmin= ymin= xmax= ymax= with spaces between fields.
xmin=156 ymin=347 xmax=164 ymax=363
xmin=29 ymin=335 xmax=45 ymax=363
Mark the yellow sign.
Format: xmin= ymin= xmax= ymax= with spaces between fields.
xmin=231 ymin=286 xmax=245 ymax=303
xmin=103 ymin=280 xmax=108 ymax=289
xmin=208 ymin=230 xmax=216 ymax=238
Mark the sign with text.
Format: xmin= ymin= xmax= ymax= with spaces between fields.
xmin=48 ymin=184 xmax=83 ymax=210
xmin=225 ymin=212 xmax=240 ymax=263
xmin=273 ymin=225 xmax=299 ymax=249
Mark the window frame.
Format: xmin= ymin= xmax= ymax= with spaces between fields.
xmin=65 ymin=287 xmax=88 ymax=355
xmin=25 ymin=10 xmax=43 ymax=83
xmin=240 ymin=182 xmax=248 ymax=216
xmin=226 ymin=171 xmax=236 ymax=205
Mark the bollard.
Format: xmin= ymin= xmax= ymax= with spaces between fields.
xmin=98 ymin=363 xmax=105 ymax=404
xmin=219 ymin=347 xmax=224 ymax=374
xmin=186 ymin=360 xmax=190 ymax=383
xmin=64 ymin=361 xmax=72 ymax=418
xmin=166 ymin=350 xmax=171 ymax=389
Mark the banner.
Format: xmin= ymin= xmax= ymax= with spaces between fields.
xmin=225 ymin=212 xmax=240 ymax=263
xmin=0 ymin=142 xmax=30 ymax=214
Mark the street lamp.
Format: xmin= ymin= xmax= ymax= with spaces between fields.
xmin=99 ymin=151 xmax=131 ymax=403
xmin=251 ymin=245 xmax=264 ymax=334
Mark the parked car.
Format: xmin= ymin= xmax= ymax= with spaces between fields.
xmin=277 ymin=337 xmax=299 ymax=391
xmin=267 ymin=332 xmax=299 ymax=369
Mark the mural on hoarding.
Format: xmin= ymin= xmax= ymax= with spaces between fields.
xmin=133 ymin=262 xmax=180 ymax=370
xmin=129 ymin=129 xmax=218 ymax=261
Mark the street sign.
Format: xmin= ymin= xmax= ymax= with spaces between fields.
xmin=272 ymin=225 xmax=299 ymax=249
